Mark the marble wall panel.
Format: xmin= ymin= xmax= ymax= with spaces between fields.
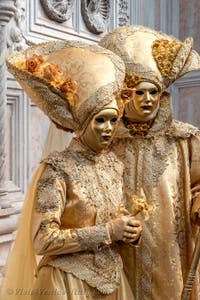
xmin=178 ymin=0 xmax=200 ymax=127
xmin=179 ymin=0 xmax=200 ymax=53
xmin=5 ymin=104 xmax=12 ymax=182
xmin=176 ymin=86 xmax=200 ymax=128
xmin=154 ymin=0 xmax=161 ymax=30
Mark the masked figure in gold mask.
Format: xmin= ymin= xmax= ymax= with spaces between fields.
xmin=1 ymin=41 xmax=142 ymax=300
xmin=100 ymin=25 xmax=200 ymax=299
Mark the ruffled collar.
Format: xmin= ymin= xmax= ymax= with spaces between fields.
xmin=123 ymin=118 xmax=153 ymax=137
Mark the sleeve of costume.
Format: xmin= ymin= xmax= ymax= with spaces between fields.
xmin=190 ymin=134 xmax=200 ymax=204
xmin=33 ymin=163 xmax=112 ymax=256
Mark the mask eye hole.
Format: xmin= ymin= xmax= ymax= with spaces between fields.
xmin=150 ymin=89 xmax=158 ymax=95
xmin=136 ymin=90 xmax=144 ymax=95
xmin=111 ymin=117 xmax=118 ymax=123
xmin=95 ymin=117 xmax=105 ymax=123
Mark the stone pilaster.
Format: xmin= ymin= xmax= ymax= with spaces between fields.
xmin=0 ymin=1 xmax=16 ymax=195
xmin=0 ymin=1 xmax=24 ymax=285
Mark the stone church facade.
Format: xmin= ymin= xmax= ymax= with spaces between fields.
xmin=0 ymin=0 xmax=200 ymax=284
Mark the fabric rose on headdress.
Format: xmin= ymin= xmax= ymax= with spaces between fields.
xmin=26 ymin=54 xmax=44 ymax=73
xmin=60 ymin=76 xmax=78 ymax=94
xmin=60 ymin=77 xmax=78 ymax=107
xmin=23 ymin=54 xmax=78 ymax=107
xmin=43 ymin=63 xmax=62 ymax=82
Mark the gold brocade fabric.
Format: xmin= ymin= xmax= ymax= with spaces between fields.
xmin=32 ymin=138 xmax=127 ymax=295
xmin=111 ymin=92 xmax=200 ymax=299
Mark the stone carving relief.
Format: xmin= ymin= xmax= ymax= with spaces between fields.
xmin=81 ymin=0 xmax=110 ymax=34
xmin=118 ymin=0 xmax=129 ymax=26
xmin=7 ymin=0 xmax=27 ymax=53
xmin=40 ymin=0 xmax=73 ymax=23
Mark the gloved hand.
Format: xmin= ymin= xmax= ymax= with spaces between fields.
xmin=107 ymin=215 xmax=142 ymax=244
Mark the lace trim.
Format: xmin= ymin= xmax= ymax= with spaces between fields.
xmin=173 ymin=143 xmax=187 ymax=257
xmin=76 ymin=224 xmax=112 ymax=252
xmin=166 ymin=120 xmax=200 ymax=138
xmin=48 ymin=247 xmax=123 ymax=294
xmin=135 ymin=222 xmax=153 ymax=299
xmin=36 ymin=164 xmax=68 ymax=212
xmin=113 ymin=135 xmax=175 ymax=204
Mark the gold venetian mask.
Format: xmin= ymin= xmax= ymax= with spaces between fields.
xmin=80 ymin=107 xmax=119 ymax=152
xmin=124 ymin=81 xmax=160 ymax=122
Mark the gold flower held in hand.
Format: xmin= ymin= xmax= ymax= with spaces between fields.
xmin=127 ymin=189 xmax=154 ymax=221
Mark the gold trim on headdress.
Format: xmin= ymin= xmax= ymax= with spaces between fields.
xmin=99 ymin=25 xmax=200 ymax=90
xmin=6 ymin=41 xmax=125 ymax=132
xmin=124 ymin=73 xmax=142 ymax=88
xmin=152 ymin=39 xmax=182 ymax=80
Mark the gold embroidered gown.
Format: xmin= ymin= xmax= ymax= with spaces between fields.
xmin=112 ymin=93 xmax=200 ymax=300
xmin=31 ymin=138 xmax=134 ymax=300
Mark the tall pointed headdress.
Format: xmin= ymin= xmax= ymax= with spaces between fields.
xmin=99 ymin=25 xmax=200 ymax=91
xmin=6 ymin=40 xmax=125 ymax=132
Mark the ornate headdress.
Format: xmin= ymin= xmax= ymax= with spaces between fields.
xmin=99 ymin=25 xmax=200 ymax=91
xmin=6 ymin=40 xmax=125 ymax=132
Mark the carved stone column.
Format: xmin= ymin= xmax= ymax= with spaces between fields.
xmin=0 ymin=1 xmax=24 ymax=285
xmin=0 ymin=1 xmax=16 ymax=195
